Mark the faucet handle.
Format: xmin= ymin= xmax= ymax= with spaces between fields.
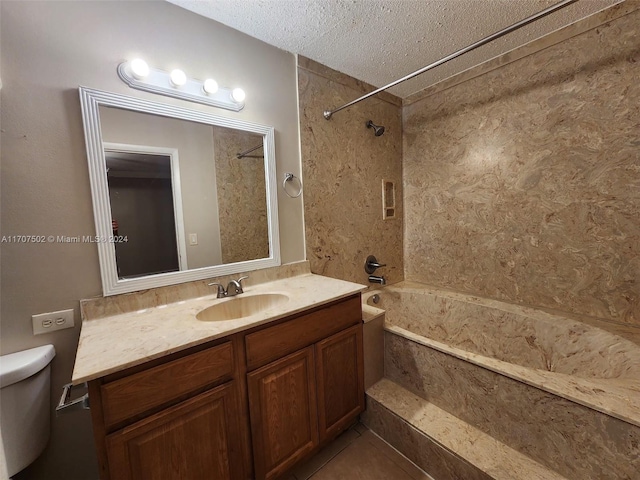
xmin=237 ymin=276 xmax=249 ymax=293
xmin=365 ymin=255 xmax=386 ymax=274
xmin=207 ymin=282 xmax=226 ymax=298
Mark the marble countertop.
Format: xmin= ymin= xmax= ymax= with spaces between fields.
xmin=72 ymin=273 xmax=366 ymax=384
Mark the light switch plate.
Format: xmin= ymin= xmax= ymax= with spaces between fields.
xmin=32 ymin=309 xmax=75 ymax=335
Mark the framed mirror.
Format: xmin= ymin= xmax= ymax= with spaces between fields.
xmin=79 ymin=87 xmax=280 ymax=296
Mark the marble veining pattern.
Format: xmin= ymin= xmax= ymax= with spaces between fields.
xmin=214 ymin=127 xmax=269 ymax=263
xmin=362 ymin=283 xmax=640 ymax=428
xmin=298 ymin=59 xmax=404 ymax=285
xmin=73 ymin=271 xmax=365 ymax=383
xmin=403 ymin=8 xmax=640 ymax=326
xmin=364 ymin=379 xmax=569 ymax=480
xmin=404 ymin=1 xmax=640 ymax=105
xmin=366 ymin=282 xmax=640 ymax=381
xmin=362 ymin=396 xmax=492 ymax=480
xmin=385 ymin=333 xmax=640 ymax=479
xmin=387 ymin=322 xmax=640 ymax=430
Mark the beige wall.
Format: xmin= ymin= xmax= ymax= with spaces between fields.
xmin=100 ymin=106 xmax=223 ymax=269
xmin=0 ymin=1 xmax=303 ymax=478
xmin=403 ymin=8 xmax=640 ymax=326
xmin=298 ymin=58 xmax=404 ymax=285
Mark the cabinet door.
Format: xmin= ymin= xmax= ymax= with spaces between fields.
xmin=106 ymin=382 xmax=243 ymax=480
xmin=247 ymin=346 xmax=318 ymax=480
xmin=316 ymin=324 xmax=364 ymax=441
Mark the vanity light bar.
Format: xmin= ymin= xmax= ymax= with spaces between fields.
xmin=117 ymin=60 xmax=245 ymax=112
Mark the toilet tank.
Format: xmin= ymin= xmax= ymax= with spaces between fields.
xmin=0 ymin=345 xmax=56 ymax=477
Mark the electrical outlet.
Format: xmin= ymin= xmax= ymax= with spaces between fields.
xmin=32 ymin=309 xmax=75 ymax=335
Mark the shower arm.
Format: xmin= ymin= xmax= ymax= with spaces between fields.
xmin=322 ymin=0 xmax=577 ymax=120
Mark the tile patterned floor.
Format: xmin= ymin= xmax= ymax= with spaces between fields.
xmin=286 ymin=423 xmax=433 ymax=480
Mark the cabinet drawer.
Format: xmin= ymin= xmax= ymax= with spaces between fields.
xmin=101 ymin=341 xmax=234 ymax=429
xmin=245 ymin=295 xmax=361 ymax=371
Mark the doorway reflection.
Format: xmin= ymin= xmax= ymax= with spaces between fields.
xmin=106 ymin=151 xmax=180 ymax=278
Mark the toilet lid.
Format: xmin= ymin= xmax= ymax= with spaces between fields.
xmin=0 ymin=345 xmax=56 ymax=388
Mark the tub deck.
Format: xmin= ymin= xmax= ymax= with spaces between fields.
xmin=362 ymin=281 xmax=640 ymax=480
xmin=364 ymin=281 xmax=640 ymax=427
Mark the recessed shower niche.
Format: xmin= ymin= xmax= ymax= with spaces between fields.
xmin=382 ymin=179 xmax=396 ymax=219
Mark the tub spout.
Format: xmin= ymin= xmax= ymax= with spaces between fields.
xmin=368 ymin=275 xmax=386 ymax=285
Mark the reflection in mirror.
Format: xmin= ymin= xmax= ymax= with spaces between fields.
xmin=99 ymin=107 xmax=269 ymax=279
xmin=106 ymin=149 xmax=182 ymax=278
xmin=213 ymin=128 xmax=269 ymax=264
xmin=79 ymin=87 xmax=280 ymax=296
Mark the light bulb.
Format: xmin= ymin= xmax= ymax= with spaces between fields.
xmin=170 ymin=69 xmax=187 ymax=87
xmin=231 ymin=88 xmax=246 ymax=103
xmin=130 ymin=59 xmax=149 ymax=79
xmin=203 ymin=79 xmax=218 ymax=94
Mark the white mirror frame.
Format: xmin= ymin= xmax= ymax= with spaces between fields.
xmin=79 ymin=86 xmax=281 ymax=296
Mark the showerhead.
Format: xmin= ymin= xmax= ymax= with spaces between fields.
xmin=366 ymin=120 xmax=385 ymax=137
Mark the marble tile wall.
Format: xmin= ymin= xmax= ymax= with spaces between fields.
xmin=372 ymin=282 xmax=640 ymax=379
xmin=214 ymin=127 xmax=269 ymax=263
xmin=298 ymin=57 xmax=404 ymax=285
xmin=403 ymin=8 xmax=640 ymax=326
xmin=385 ymin=332 xmax=640 ymax=479
xmin=404 ymin=1 xmax=639 ymax=105
xmin=362 ymin=312 xmax=385 ymax=390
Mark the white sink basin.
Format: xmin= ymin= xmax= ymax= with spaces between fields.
xmin=196 ymin=293 xmax=290 ymax=322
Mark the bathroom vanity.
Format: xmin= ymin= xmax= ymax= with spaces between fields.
xmin=71 ymin=86 xmax=367 ymax=479
xmin=72 ymin=273 xmax=365 ymax=480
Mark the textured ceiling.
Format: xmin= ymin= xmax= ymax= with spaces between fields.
xmin=167 ymin=0 xmax=620 ymax=98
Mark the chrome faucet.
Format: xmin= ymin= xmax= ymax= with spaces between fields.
xmin=365 ymin=255 xmax=387 ymax=285
xmin=208 ymin=276 xmax=249 ymax=298
xmin=226 ymin=276 xmax=248 ymax=296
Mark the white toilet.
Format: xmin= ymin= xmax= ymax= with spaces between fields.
xmin=0 ymin=345 xmax=56 ymax=478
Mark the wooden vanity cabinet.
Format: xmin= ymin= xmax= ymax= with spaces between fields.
xmin=245 ymin=295 xmax=364 ymax=480
xmin=105 ymin=382 xmax=243 ymax=480
xmin=88 ymin=337 xmax=250 ymax=480
xmin=87 ymin=294 xmax=363 ymax=480
xmin=316 ymin=324 xmax=364 ymax=441
xmin=247 ymin=347 xmax=319 ymax=480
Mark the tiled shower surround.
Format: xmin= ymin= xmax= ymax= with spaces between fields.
xmin=361 ymin=282 xmax=640 ymax=479
xmin=299 ymin=6 xmax=639 ymax=329
xmin=298 ymin=57 xmax=404 ymax=286
xmin=402 ymin=6 xmax=640 ymax=326
xmin=300 ymin=3 xmax=640 ymax=479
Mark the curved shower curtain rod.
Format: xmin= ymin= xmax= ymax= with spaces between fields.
xmin=323 ymin=0 xmax=578 ymax=120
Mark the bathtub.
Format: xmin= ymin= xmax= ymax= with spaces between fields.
xmin=363 ymin=281 xmax=640 ymax=428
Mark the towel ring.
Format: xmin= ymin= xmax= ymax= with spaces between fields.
xmin=283 ymin=172 xmax=303 ymax=198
